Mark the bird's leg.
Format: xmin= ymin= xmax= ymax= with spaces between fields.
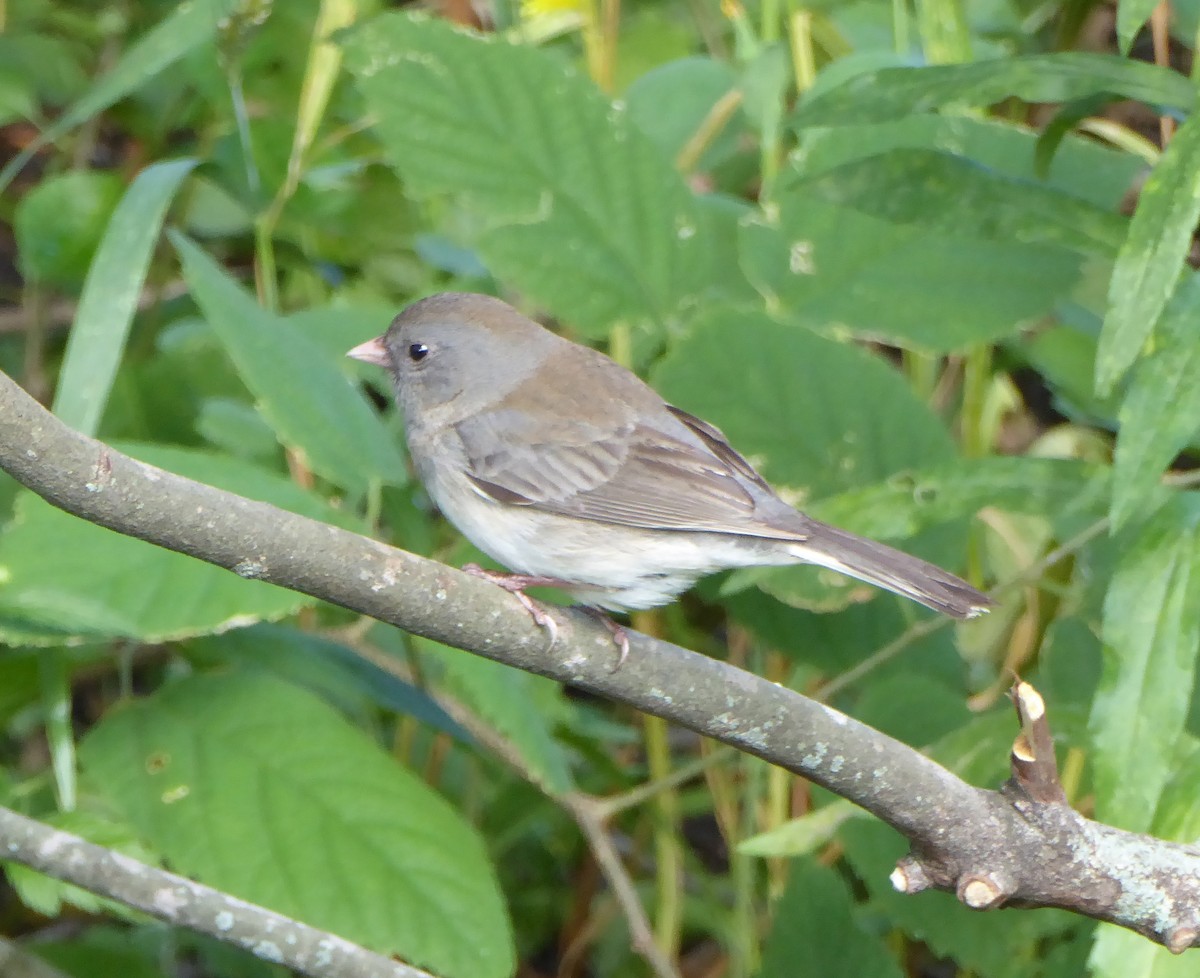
xmin=460 ymin=565 xmax=631 ymax=666
xmin=462 ymin=564 xmax=569 ymax=647
xmin=577 ymin=606 xmax=631 ymax=670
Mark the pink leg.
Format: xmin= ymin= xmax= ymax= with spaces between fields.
xmin=461 ymin=565 xmax=631 ymax=667
xmin=463 ymin=564 xmax=568 ymax=647
xmin=579 ymin=607 xmax=631 ymax=670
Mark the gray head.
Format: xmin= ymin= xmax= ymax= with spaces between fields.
xmin=348 ymin=292 xmax=560 ymax=420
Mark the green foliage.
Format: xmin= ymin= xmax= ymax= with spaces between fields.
xmin=14 ymin=170 xmax=124 ymax=288
xmin=759 ymin=858 xmax=902 ymax=978
xmin=79 ymin=671 xmax=515 ymax=978
xmin=173 ymin=233 xmax=409 ymax=494
xmin=2 ymin=1 xmax=1200 ymax=977
xmin=344 ymin=14 xmax=717 ymax=339
xmin=0 ymin=445 xmax=340 ymax=644
xmin=54 ymin=159 xmax=199 ymax=436
xmin=1097 ymin=113 xmax=1200 ymax=395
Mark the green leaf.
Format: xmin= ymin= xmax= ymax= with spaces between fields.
xmin=854 ymin=673 xmax=972 ymax=746
xmin=1153 ymin=736 xmax=1200 ymax=843
xmin=0 ymin=34 xmax=88 ymax=109
xmin=188 ymin=624 xmax=472 ymax=742
xmin=810 ymin=457 xmax=1110 ymax=541
xmin=344 ymin=13 xmax=713 ymax=337
xmin=739 ymin=799 xmax=863 ymax=857
xmin=0 ymin=0 xmax=240 ymax=193
xmin=793 ymin=53 xmax=1195 ymax=128
xmin=791 ymin=149 xmax=1125 ymax=258
xmin=1090 ymin=495 xmax=1200 ymax=832
xmin=655 ymin=306 xmax=954 ymax=500
xmin=739 ymin=181 xmax=1082 ymax=353
xmin=759 ymin=859 xmax=902 ymax=978
xmin=0 ymin=445 xmax=349 ymax=644
xmin=1112 ymin=274 xmax=1200 ymax=529
xmin=194 ymin=398 xmax=281 ymax=460
xmin=1097 ymin=113 xmax=1200 ymax=394
xmin=0 ymin=65 xmax=37 ymax=127
xmin=793 ymin=115 xmax=1142 ymax=210
xmin=419 ymin=639 xmax=574 ymax=795
xmin=53 ymin=159 xmax=199 ymax=437
xmin=841 ymin=820 xmax=1086 ymax=978
xmin=624 ymin=56 xmax=747 ymax=172
xmin=1020 ymin=311 xmax=1124 ymax=426
xmin=1116 ymin=0 xmax=1159 ymax=54
xmin=1089 ymin=925 xmax=1197 ymax=978
xmin=13 ymin=171 xmax=124 ymax=289
xmin=31 ymin=925 xmax=169 ymax=978
xmin=79 ymin=672 xmax=515 ymax=978
xmin=172 ymin=233 xmax=408 ymax=494
xmin=0 ymin=649 xmax=41 ymax=726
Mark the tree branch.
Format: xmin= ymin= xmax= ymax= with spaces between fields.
xmin=0 ymin=806 xmax=433 ymax=978
xmin=1 ymin=369 xmax=1198 ymax=952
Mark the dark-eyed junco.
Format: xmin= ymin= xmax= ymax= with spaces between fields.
xmin=349 ymin=293 xmax=990 ymax=660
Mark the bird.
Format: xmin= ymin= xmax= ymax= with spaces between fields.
xmin=348 ymin=292 xmax=991 ymax=662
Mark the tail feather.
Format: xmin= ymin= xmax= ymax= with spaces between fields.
xmin=787 ymin=520 xmax=992 ymax=619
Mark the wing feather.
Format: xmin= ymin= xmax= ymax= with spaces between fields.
xmin=454 ymin=404 xmax=809 ymax=540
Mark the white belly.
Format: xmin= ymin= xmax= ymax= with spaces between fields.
xmin=425 ymin=464 xmax=796 ymax=611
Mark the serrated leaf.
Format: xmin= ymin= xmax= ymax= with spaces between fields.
xmin=418 ymin=639 xmax=574 ymax=795
xmin=79 ymin=672 xmax=515 ymax=978
xmin=793 ymin=115 xmax=1142 ymax=210
xmin=344 ymin=13 xmax=713 ymax=337
xmin=1112 ymin=274 xmax=1200 ymax=529
xmin=172 ymin=233 xmax=407 ymax=494
xmin=1090 ymin=495 xmax=1200 ymax=832
xmin=189 ymin=624 xmax=472 ymax=742
xmin=0 ymin=445 xmax=349 ymax=644
xmin=793 ymin=53 xmax=1195 ymax=128
xmin=0 ymin=0 xmax=240 ymax=193
xmin=1097 ymin=113 xmax=1200 ymax=394
xmin=759 ymin=859 xmax=902 ymax=978
xmin=791 ymin=149 xmax=1125 ymax=258
xmin=54 ymin=159 xmax=199 ymax=437
xmin=740 ymin=183 xmax=1081 ymax=353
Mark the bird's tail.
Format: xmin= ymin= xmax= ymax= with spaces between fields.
xmin=787 ymin=519 xmax=992 ymax=619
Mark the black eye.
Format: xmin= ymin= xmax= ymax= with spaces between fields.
xmin=408 ymin=343 xmax=429 ymax=362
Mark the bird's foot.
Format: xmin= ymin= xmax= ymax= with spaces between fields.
xmin=578 ymin=607 xmax=631 ymax=670
xmin=462 ymin=564 xmax=566 ymax=647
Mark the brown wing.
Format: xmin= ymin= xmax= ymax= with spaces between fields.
xmin=454 ymin=405 xmax=807 ymax=539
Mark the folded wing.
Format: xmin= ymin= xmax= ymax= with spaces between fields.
xmin=454 ymin=405 xmax=809 ymax=540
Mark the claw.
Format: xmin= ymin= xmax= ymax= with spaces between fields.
xmin=580 ymin=607 xmax=630 ymax=670
xmin=463 ymin=564 xmax=560 ymax=648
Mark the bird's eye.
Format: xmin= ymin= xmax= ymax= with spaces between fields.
xmin=408 ymin=343 xmax=429 ymax=362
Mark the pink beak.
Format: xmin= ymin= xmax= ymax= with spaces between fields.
xmin=346 ymin=336 xmax=390 ymax=368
